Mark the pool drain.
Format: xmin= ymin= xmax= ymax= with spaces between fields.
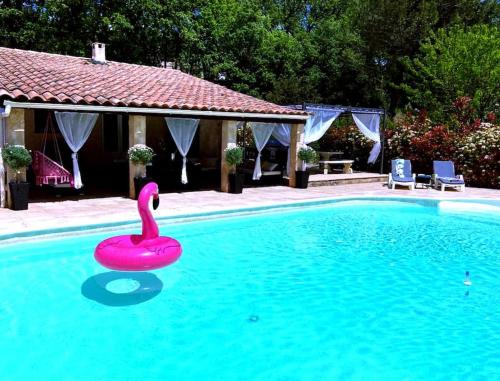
xmin=464 ymin=271 xmax=472 ymax=286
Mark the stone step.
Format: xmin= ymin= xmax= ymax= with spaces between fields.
xmin=308 ymin=173 xmax=387 ymax=187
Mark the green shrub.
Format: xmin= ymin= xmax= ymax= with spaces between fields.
xmin=128 ymin=144 xmax=155 ymax=165
xmin=224 ymin=145 xmax=243 ymax=167
xmin=298 ymin=146 xmax=319 ymax=164
xmin=2 ymin=145 xmax=32 ymax=182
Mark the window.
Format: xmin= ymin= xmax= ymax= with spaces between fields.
xmin=102 ymin=114 xmax=128 ymax=153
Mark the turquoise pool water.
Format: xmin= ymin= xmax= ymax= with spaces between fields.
xmin=0 ymin=199 xmax=499 ymax=380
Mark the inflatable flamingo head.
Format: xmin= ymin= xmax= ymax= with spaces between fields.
xmin=138 ymin=182 xmax=160 ymax=210
xmin=138 ymin=182 xmax=160 ymax=240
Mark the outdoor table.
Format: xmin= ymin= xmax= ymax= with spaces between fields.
xmin=415 ymin=174 xmax=432 ymax=189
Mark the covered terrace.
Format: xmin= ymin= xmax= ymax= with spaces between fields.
xmin=0 ymin=45 xmax=308 ymax=208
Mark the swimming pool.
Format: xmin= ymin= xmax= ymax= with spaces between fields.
xmin=0 ymin=198 xmax=499 ymax=380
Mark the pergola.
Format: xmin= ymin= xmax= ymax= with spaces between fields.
xmin=288 ymin=103 xmax=387 ymax=174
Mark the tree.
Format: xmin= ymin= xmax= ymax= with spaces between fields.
xmin=0 ymin=1 xmax=47 ymax=50
xmin=0 ymin=0 xmax=498 ymax=112
xmin=351 ymin=0 xmax=500 ymax=111
xmin=401 ymin=25 xmax=500 ymax=120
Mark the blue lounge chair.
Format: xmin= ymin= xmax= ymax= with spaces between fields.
xmin=433 ymin=160 xmax=465 ymax=192
xmin=388 ymin=159 xmax=415 ymax=190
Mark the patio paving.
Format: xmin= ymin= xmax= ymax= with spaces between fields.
xmin=0 ymin=182 xmax=499 ymax=240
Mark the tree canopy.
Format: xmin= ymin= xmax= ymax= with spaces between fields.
xmin=401 ymin=25 xmax=500 ymax=119
xmin=1 ymin=0 xmax=499 ymax=120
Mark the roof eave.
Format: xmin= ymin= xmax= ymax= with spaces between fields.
xmin=2 ymin=101 xmax=309 ymax=123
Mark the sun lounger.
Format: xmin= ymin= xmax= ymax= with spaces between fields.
xmin=388 ymin=159 xmax=415 ymax=190
xmin=433 ymin=160 xmax=465 ymax=192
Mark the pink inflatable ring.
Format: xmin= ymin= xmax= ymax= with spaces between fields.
xmin=94 ymin=182 xmax=182 ymax=271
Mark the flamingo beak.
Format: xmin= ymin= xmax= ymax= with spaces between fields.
xmin=152 ymin=193 xmax=160 ymax=210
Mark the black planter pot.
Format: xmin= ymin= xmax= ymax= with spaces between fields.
xmin=295 ymin=170 xmax=309 ymax=189
xmin=228 ymin=173 xmax=244 ymax=194
xmin=134 ymin=176 xmax=153 ymax=199
xmin=9 ymin=181 xmax=29 ymax=210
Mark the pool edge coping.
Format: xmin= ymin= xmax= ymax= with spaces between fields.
xmin=1 ymin=194 xmax=499 ymax=244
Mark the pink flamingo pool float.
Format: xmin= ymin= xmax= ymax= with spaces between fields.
xmin=94 ymin=182 xmax=182 ymax=271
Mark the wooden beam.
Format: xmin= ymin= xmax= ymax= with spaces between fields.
xmin=220 ymin=120 xmax=238 ymax=192
xmin=4 ymin=108 xmax=26 ymax=208
xmin=288 ymin=123 xmax=305 ymax=188
xmin=128 ymin=115 xmax=146 ymax=198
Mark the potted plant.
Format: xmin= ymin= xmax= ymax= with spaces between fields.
xmin=128 ymin=144 xmax=155 ymax=198
xmin=224 ymin=144 xmax=244 ymax=193
xmin=296 ymin=145 xmax=319 ymax=189
xmin=2 ymin=144 xmax=32 ymax=210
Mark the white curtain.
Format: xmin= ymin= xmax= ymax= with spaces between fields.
xmin=0 ymin=118 xmax=5 ymax=208
xmin=165 ymin=118 xmax=200 ymax=184
xmin=54 ymin=111 xmax=98 ymax=189
xmin=304 ymin=108 xmax=342 ymax=144
xmin=250 ymin=122 xmax=275 ymax=180
xmin=352 ymin=113 xmax=381 ymax=164
xmin=272 ymin=123 xmax=291 ymax=176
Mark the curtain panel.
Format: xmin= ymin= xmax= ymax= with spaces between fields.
xmin=165 ymin=118 xmax=200 ymax=184
xmin=249 ymin=122 xmax=275 ymax=180
xmin=271 ymin=123 xmax=292 ymax=176
xmin=0 ymin=118 xmax=5 ymax=207
xmin=304 ymin=109 xmax=342 ymax=144
xmin=54 ymin=111 xmax=99 ymax=189
xmin=352 ymin=113 xmax=381 ymax=163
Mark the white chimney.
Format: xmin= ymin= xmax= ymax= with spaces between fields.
xmin=160 ymin=61 xmax=174 ymax=69
xmin=92 ymin=42 xmax=106 ymax=64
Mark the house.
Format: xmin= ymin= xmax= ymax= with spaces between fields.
xmin=0 ymin=44 xmax=308 ymax=207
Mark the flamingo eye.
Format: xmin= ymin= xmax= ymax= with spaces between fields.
xmin=153 ymin=197 xmax=160 ymax=210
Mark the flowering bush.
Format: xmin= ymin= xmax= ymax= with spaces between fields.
xmin=324 ymin=125 xmax=371 ymax=153
xmin=456 ymin=125 xmax=500 ymax=188
xmin=317 ymin=103 xmax=499 ymax=188
xmin=387 ymin=111 xmax=456 ymax=172
xmin=410 ymin=125 xmax=457 ymax=173
xmin=451 ymin=96 xmax=481 ymax=132
xmin=385 ymin=108 xmax=499 ymax=187
xmin=127 ymin=144 xmax=154 ymax=165
xmin=313 ymin=124 xmax=372 ymax=168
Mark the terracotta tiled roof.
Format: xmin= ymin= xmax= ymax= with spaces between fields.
xmin=0 ymin=47 xmax=306 ymax=116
